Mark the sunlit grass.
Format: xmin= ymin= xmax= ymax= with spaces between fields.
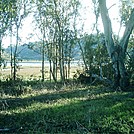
xmin=1 ymin=66 xmax=81 ymax=80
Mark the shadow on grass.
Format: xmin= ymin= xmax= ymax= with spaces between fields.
xmin=0 ymin=86 xmax=134 ymax=133
xmin=0 ymin=85 xmax=108 ymax=110
xmin=0 ymin=87 xmax=89 ymax=110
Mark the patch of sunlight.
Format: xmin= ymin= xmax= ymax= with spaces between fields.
xmin=21 ymin=89 xmax=56 ymax=99
xmin=0 ymin=98 xmax=81 ymax=115
xmin=0 ymin=94 xmax=18 ymax=99
xmin=87 ymin=92 xmax=113 ymax=100
xmin=112 ymin=102 xmax=122 ymax=109
xmin=51 ymin=97 xmax=80 ymax=107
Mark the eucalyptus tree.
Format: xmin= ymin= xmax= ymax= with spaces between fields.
xmin=0 ymin=0 xmax=16 ymax=70
xmin=98 ymin=0 xmax=134 ymax=89
xmin=33 ymin=0 xmax=48 ymax=81
xmin=51 ymin=0 xmax=80 ymax=82
xmin=34 ymin=0 xmax=80 ymax=82
xmin=11 ymin=0 xmax=29 ymax=81
xmin=34 ymin=0 xmax=58 ymax=82
xmin=53 ymin=0 xmax=81 ymax=81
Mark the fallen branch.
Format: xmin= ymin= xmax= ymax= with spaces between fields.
xmin=91 ymin=74 xmax=112 ymax=86
xmin=0 ymin=127 xmax=23 ymax=133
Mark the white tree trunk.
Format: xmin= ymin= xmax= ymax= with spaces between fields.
xmin=99 ymin=0 xmax=134 ymax=89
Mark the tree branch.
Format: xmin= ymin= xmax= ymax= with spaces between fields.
xmin=120 ymin=9 xmax=134 ymax=57
xmin=108 ymin=3 xmax=116 ymax=11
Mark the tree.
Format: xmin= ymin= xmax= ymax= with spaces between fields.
xmin=11 ymin=0 xmax=28 ymax=81
xmin=34 ymin=0 xmax=47 ymax=82
xmin=98 ymin=0 xmax=134 ymax=89
xmin=34 ymin=0 xmax=80 ymax=82
xmin=0 ymin=0 xmax=16 ymax=70
xmin=34 ymin=0 xmax=58 ymax=82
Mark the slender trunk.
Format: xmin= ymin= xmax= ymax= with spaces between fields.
xmin=53 ymin=61 xmax=55 ymax=79
xmin=47 ymin=43 xmax=57 ymax=82
xmin=9 ymin=13 xmax=13 ymax=79
xmin=78 ymin=41 xmax=88 ymax=71
xmin=0 ymin=39 xmax=2 ymax=69
xmin=10 ymin=29 xmax=13 ymax=79
xmin=68 ymin=46 xmax=72 ymax=79
xmin=58 ymin=29 xmax=64 ymax=82
xmin=50 ymin=60 xmax=57 ymax=82
xmin=64 ymin=59 xmax=67 ymax=80
xmin=68 ymin=62 xmax=71 ymax=79
xmin=42 ymin=46 xmax=45 ymax=81
xmin=52 ymin=43 xmax=57 ymax=80
xmin=99 ymin=63 xmax=103 ymax=78
xmin=61 ymin=31 xmax=65 ymax=81
xmin=56 ymin=45 xmax=58 ymax=79
xmin=49 ymin=59 xmax=52 ymax=82
xmin=42 ymin=31 xmax=45 ymax=82
xmin=13 ymin=25 xmax=19 ymax=81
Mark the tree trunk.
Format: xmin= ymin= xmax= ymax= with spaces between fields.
xmin=13 ymin=24 xmax=19 ymax=81
xmin=111 ymin=45 xmax=129 ymax=89
xmin=99 ymin=0 xmax=134 ymax=89
xmin=78 ymin=40 xmax=88 ymax=71
xmin=42 ymin=44 xmax=45 ymax=82
xmin=41 ymin=30 xmax=45 ymax=82
xmin=10 ymin=27 xmax=13 ymax=79
xmin=0 ymin=39 xmax=2 ymax=69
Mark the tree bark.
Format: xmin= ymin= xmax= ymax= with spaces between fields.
xmin=99 ymin=0 xmax=134 ymax=89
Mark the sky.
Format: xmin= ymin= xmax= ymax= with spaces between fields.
xmin=2 ymin=0 xmax=124 ymax=48
xmin=82 ymin=0 xmax=124 ymax=35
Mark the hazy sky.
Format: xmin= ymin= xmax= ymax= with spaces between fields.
xmin=82 ymin=0 xmax=124 ymax=34
xmin=2 ymin=0 xmax=124 ymax=48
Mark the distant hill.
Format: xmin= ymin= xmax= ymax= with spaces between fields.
xmin=5 ymin=43 xmax=81 ymax=61
xmin=5 ymin=44 xmax=43 ymax=61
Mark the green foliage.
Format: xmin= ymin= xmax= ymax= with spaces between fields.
xmin=119 ymin=0 xmax=134 ymax=25
xmin=83 ymin=33 xmax=113 ymax=78
xmin=0 ymin=0 xmax=17 ymax=68
xmin=125 ymin=36 xmax=134 ymax=80
xmin=0 ymin=0 xmax=17 ymax=34
xmin=0 ymin=79 xmax=32 ymax=96
xmin=126 ymin=50 xmax=134 ymax=81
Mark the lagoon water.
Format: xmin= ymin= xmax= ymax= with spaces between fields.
xmin=6 ymin=61 xmax=48 ymax=67
xmin=6 ymin=61 xmax=83 ymax=67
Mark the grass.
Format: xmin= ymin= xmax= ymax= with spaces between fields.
xmin=0 ymin=66 xmax=82 ymax=80
xmin=0 ymin=81 xmax=134 ymax=134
